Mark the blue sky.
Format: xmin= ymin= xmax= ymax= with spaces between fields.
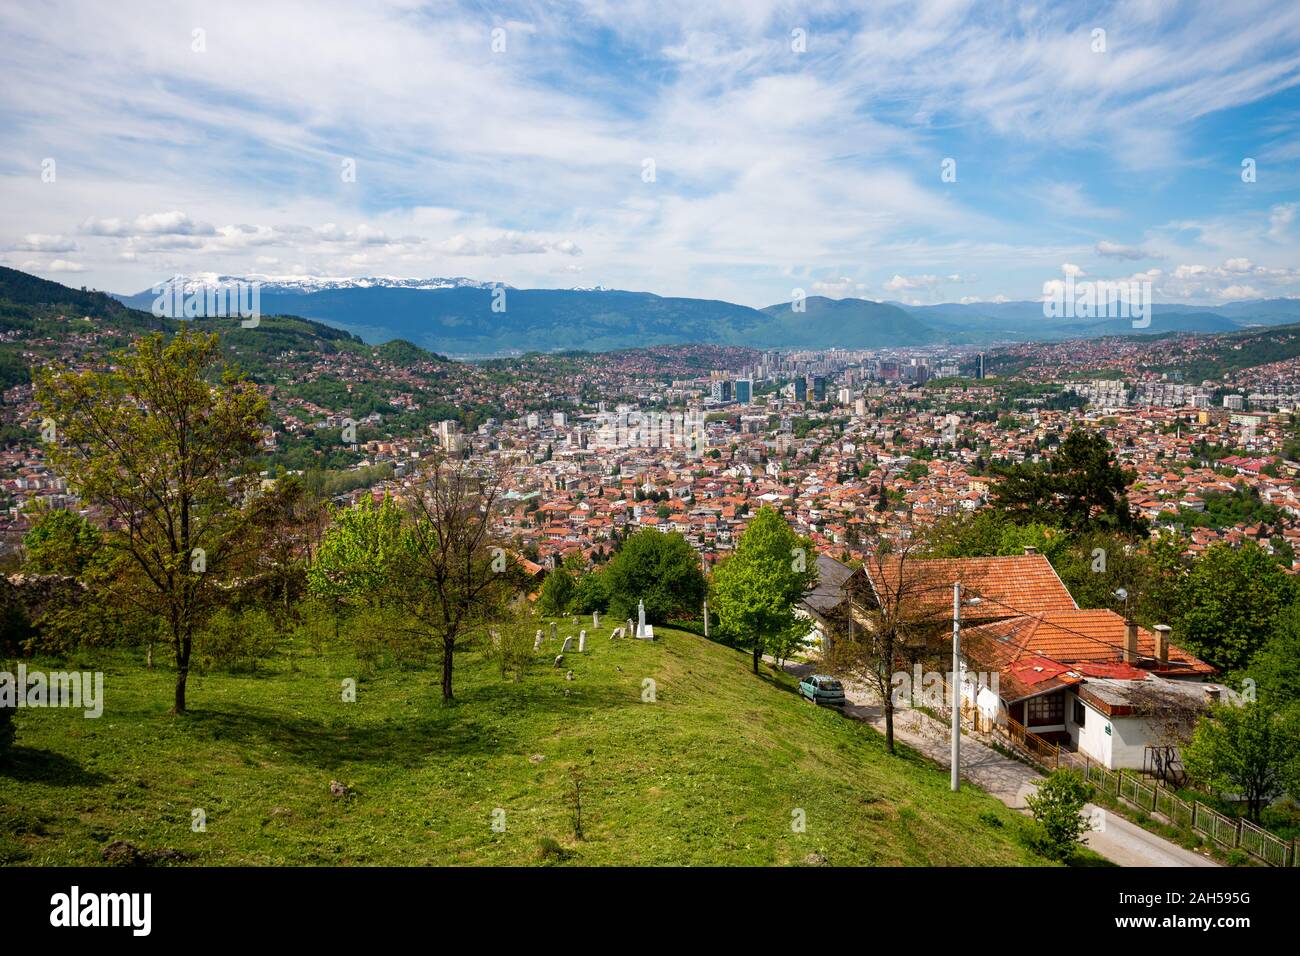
xmin=2 ymin=0 xmax=1299 ymax=307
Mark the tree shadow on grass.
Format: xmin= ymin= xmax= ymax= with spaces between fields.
xmin=181 ymin=705 xmax=519 ymax=771
xmin=179 ymin=677 xmax=637 ymax=771
xmin=0 ymin=746 xmax=109 ymax=787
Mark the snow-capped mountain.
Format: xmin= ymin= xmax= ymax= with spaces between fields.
xmin=137 ymin=273 xmax=505 ymax=296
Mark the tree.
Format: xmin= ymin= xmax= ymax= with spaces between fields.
xmin=992 ymin=429 xmax=1143 ymax=533
xmin=710 ymin=506 xmax=817 ymax=674
xmin=538 ymin=565 xmax=577 ymax=617
xmin=1183 ymin=701 xmax=1300 ymax=823
xmin=602 ymin=528 xmax=706 ymax=626
xmin=244 ymin=474 xmax=326 ymax=670
xmin=571 ymin=568 xmax=610 ymax=614
xmin=22 ymin=506 xmax=102 ymax=576
xmin=35 ymin=330 xmax=267 ymax=713
xmin=1246 ymin=605 xmax=1300 ymax=710
xmin=1025 ymin=769 xmax=1093 ymax=861
xmin=827 ymin=531 xmax=953 ymax=755
xmin=388 ymin=455 xmax=522 ymax=702
xmin=1178 ymin=541 xmax=1294 ymax=673
xmin=307 ymin=495 xmax=405 ymax=625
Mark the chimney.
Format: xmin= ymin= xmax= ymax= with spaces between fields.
xmin=1205 ymin=686 xmax=1221 ymax=703
xmin=1023 ymin=546 xmax=1038 ymax=555
xmin=1154 ymin=624 xmax=1171 ymax=665
xmin=1124 ymin=619 xmax=1139 ymax=664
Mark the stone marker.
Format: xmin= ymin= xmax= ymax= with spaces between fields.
xmin=610 ymin=627 xmax=621 ymax=640
xmin=565 ymin=670 xmax=574 ymax=681
xmin=593 ymin=611 xmax=600 ymax=628
xmin=554 ymin=654 xmax=564 ymax=667
xmin=533 ymin=633 xmax=544 ymax=652
xmin=703 ymin=601 xmax=710 ymax=638
xmin=561 ymin=636 xmax=574 ymax=653
xmin=627 ymin=618 xmax=634 ymax=636
xmin=550 ymin=621 xmax=557 ymax=640
xmin=578 ymin=631 xmax=587 ymax=652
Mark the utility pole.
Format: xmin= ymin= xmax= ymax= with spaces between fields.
xmin=951 ymin=581 xmax=961 ymax=792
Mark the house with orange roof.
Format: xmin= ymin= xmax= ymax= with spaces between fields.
xmin=847 ymin=550 xmax=1218 ymax=770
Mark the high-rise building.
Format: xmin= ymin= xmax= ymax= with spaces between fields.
xmin=710 ymin=379 xmax=733 ymax=402
xmin=734 ymin=378 xmax=752 ymax=404
xmin=793 ymin=377 xmax=807 ymax=401
xmin=975 ymin=353 xmax=986 ymax=380
xmin=812 ymin=376 xmax=827 ymax=401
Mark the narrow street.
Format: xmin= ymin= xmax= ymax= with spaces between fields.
xmin=780 ymin=661 xmax=1218 ymax=867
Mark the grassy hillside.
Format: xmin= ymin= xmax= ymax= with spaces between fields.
xmin=0 ymin=625 xmax=1055 ymax=866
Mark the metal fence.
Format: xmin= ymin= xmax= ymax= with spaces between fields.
xmin=932 ymin=687 xmax=1298 ymax=867
xmin=1086 ymin=761 xmax=1296 ymax=866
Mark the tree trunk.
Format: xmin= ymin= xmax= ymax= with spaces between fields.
xmin=752 ymin=644 xmax=760 ymax=674
xmin=884 ymin=697 xmax=895 ymax=755
xmin=173 ymin=626 xmax=191 ymax=714
xmin=441 ymin=638 xmax=454 ymax=702
xmin=174 ymin=662 xmax=188 ymax=714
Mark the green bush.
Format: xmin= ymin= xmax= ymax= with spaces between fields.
xmin=1025 ymin=769 xmax=1093 ymax=861
xmin=193 ymin=607 xmax=277 ymax=673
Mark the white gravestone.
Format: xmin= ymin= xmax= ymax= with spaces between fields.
xmin=561 ymin=636 xmax=574 ymax=653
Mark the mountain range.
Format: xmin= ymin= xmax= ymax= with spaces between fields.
xmin=100 ymin=273 xmax=1300 ymax=356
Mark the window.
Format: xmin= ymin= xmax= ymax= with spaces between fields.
xmin=1027 ymin=693 xmax=1064 ymax=726
xmin=1073 ymin=699 xmax=1086 ymax=728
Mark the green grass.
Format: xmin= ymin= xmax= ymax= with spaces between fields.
xmin=1 ymin=625 xmax=1057 ymax=866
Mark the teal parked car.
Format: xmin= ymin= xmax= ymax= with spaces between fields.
xmin=797 ymin=674 xmax=846 ymax=707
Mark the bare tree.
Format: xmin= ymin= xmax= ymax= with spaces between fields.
xmin=827 ymin=531 xmax=953 ymax=755
xmin=389 ymin=453 xmax=523 ymax=702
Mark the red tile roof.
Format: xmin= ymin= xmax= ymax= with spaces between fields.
xmin=867 ymin=553 xmax=1077 ymax=618
xmin=965 ymin=608 xmax=1214 ymax=676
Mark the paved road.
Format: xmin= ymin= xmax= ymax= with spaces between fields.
xmin=781 ymin=661 xmax=1217 ymax=867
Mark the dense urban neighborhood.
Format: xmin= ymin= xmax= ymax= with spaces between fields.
xmin=2 ymin=266 xmax=1299 ymax=875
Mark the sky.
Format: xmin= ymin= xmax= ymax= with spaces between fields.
xmin=2 ymin=0 xmax=1299 ymax=308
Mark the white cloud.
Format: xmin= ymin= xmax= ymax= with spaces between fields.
xmin=13 ymin=233 xmax=78 ymax=252
xmin=1096 ymin=240 xmax=1155 ymax=260
xmin=22 ymin=258 xmax=86 ymax=273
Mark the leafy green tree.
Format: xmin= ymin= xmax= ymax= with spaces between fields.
xmin=22 ymin=506 xmax=102 ymax=576
xmin=571 ymin=568 xmax=610 ymax=614
xmin=1178 ymin=542 xmax=1294 ymax=673
xmin=35 ymin=330 xmax=268 ymax=713
xmin=538 ymin=565 xmax=577 ymax=617
xmin=603 ymin=528 xmax=706 ymax=627
xmin=992 ymin=429 xmax=1143 ymax=533
xmin=1183 ymin=701 xmax=1300 ymax=823
xmin=307 ymin=495 xmax=404 ymax=619
xmin=1025 ymin=769 xmax=1093 ymax=861
xmin=710 ymin=506 xmax=817 ymax=673
xmin=1246 ymin=606 xmax=1300 ymax=710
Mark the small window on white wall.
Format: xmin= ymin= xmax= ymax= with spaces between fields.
xmin=1073 ymin=699 xmax=1086 ymax=727
xmin=1027 ymin=693 xmax=1064 ymax=725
